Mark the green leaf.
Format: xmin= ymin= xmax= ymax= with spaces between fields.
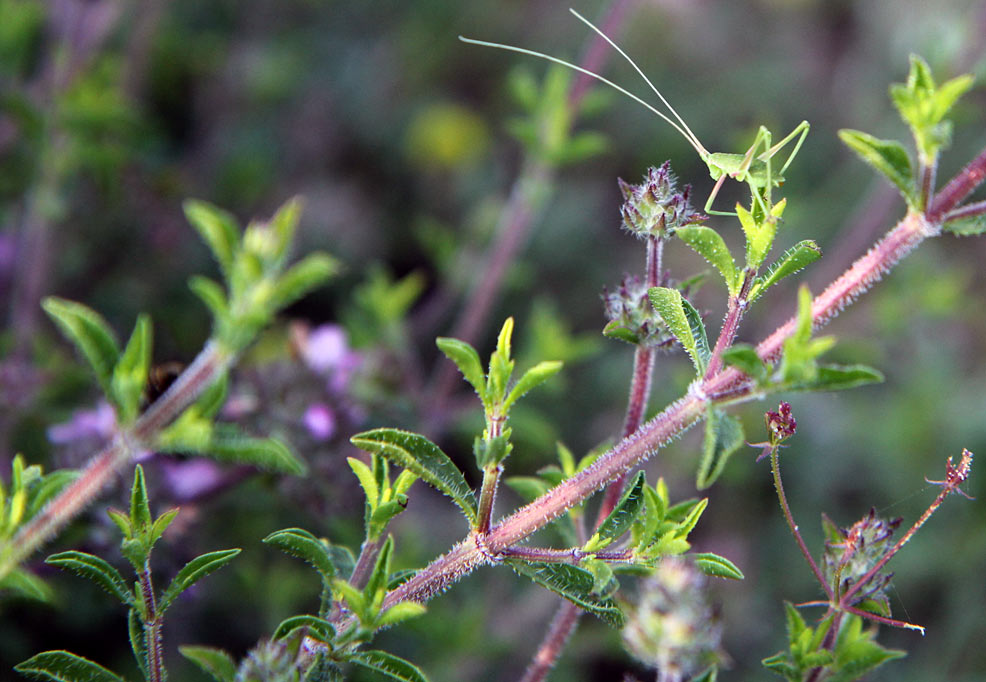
xmin=784 ymin=364 xmax=884 ymax=392
xmin=26 ymin=469 xmax=79 ymax=520
xmin=943 ymin=213 xmax=986 ymax=236
xmin=109 ymin=314 xmax=152 ymax=424
xmin=14 ymin=651 xmax=126 ymax=682
xmin=363 ymin=536 xmax=393 ymax=607
xmin=262 ymin=528 xmax=337 ymax=582
xmin=351 ymin=429 xmax=476 ymax=524
xmin=503 ymin=360 xmax=563 ymax=411
xmin=179 ymin=645 xmax=237 ymax=682
xmin=0 ymin=568 xmax=53 ymax=602
xmin=188 ymin=275 xmax=230 ymax=322
xmin=648 ymin=287 xmax=707 ymax=373
xmin=696 ymin=409 xmax=744 ymax=489
xmin=128 ymin=609 xmax=148 ymax=682
xmin=720 ymin=344 xmax=767 ymax=383
xmin=505 ymin=559 xmax=624 ymax=627
xmin=473 ymin=434 xmax=512 ymax=468
xmin=272 ymin=614 xmax=336 ymax=643
xmin=347 ymin=650 xmax=430 ymax=682
xmin=375 ymin=601 xmax=428 ymax=628
xmin=677 ymin=225 xmax=739 ymax=295
xmin=681 ymin=296 xmax=711 ymax=370
xmin=184 ymin=199 xmax=240 ymax=278
xmin=584 ymin=471 xmax=646 ymax=552
xmin=693 ymin=552 xmax=744 ymax=580
xmin=270 ymin=253 xmax=341 ymax=310
xmin=749 ymin=240 xmax=823 ymax=302
xmin=488 ymin=318 xmax=516 ymax=405
xmin=203 ymin=425 xmax=306 ymax=475
xmin=737 ymin=201 xmax=783 ymax=272
xmin=838 ymin=130 xmax=915 ymax=205
xmin=890 ymin=54 xmax=974 ymax=165
xmin=42 ymin=297 xmax=120 ymax=395
xmin=348 ymin=457 xmax=380 ymax=506
xmin=267 ymin=197 xmax=304 ymax=266
xmin=45 ymin=551 xmax=132 ymax=606
xmin=129 ymin=464 xmax=152 ymax=531
xmin=158 ymin=548 xmax=241 ymax=613
xmin=435 ymin=337 xmax=486 ymax=401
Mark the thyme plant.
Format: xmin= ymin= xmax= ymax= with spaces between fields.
xmin=1 ymin=5 xmax=984 ymax=682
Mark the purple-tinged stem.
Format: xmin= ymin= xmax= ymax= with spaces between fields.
xmin=518 ymin=601 xmax=582 ymax=682
xmin=770 ymin=447 xmax=832 ymax=599
xmin=495 ymin=545 xmax=631 ymax=564
xmin=0 ymin=342 xmax=234 ymax=579
xmin=349 ymin=535 xmax=386 ymax=591
xmin=139 ymin=561 xmax=165 ymax=682
xmin=926 ymin=143 xmax=986 ymax=222
xmin=943 ymin=198 xmax=986 ymax=223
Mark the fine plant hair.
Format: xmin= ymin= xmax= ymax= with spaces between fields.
xmin=2 ymin=5 xmax=985 ymax=682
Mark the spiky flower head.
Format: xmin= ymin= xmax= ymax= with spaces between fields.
xmin=235 ymin=638 xmax=303 ymax=682
xmin=602 ymin=274 xmax=674 ymax=348
xmin=622 ymin=557 xmax=723 ymax=682
xmin=618 ymin=162 xmax=704 ymax=240
xmin=822 ymin=509 xmax=902 ymax=611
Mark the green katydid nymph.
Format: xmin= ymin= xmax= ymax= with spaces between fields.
xmin=460 ymin=8 xmax=810 ymax=218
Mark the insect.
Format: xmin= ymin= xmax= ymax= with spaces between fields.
xmin=460 ymin=8 xmax=810 ymax=217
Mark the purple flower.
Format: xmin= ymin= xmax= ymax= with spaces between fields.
xmin=161 ymin=459 xmax=224 ymax=501
xmin=47 ymin=401 xmax=117 ymax=444
xmin=303 ymin=403 xmax=336 ymax=441
xmin=301 ymin=325 xmax=350 ymax=373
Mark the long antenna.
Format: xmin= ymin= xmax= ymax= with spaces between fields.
xmin=459 ymin=20 xmax=707 ymax=158
xmin=568 ymin=8 xmax=708 ymax=157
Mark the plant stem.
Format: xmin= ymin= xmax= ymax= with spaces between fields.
xmin=0 ymin=342 xmax=234 ymax=579
xmin=770 ymin=447 xmax=831 ymax=599
xmin=926 ymin=143 xmax=986 ymax=222
xmin=349 ymin=535 xmax=386 ymax=590
xmin=519 ymin=601 xmax=582 ymax=682
xmin=139 ymin=561 xmax=164 ymax=682
xmin=943 ymin=198 xmax=986 ymax=223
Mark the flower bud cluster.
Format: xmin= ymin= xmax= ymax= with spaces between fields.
xmin=765 ymin=402 xmax=797 ymax=445
xmin=823 ymin=508 xmax=902 ymax=606
xmin=618 ymin=162 xmax=704 ymax=240
xmin=622 ymin=557 xmax=723 ymax=682
xmin=602 ymin=274 xmax=674 ymax=348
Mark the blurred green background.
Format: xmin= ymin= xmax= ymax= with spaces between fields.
xmin=1 ymin=0 xmax=985 ymax=680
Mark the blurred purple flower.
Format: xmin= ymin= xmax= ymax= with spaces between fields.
xmin=161 ymin=459 xmax=224 ymax=501
xmin=303 ymin=403 xmax=336 ymax=441
xmin=300 ymin=324 xmax=362 ymax=393
xmin=47 ymin=401 xmax=117 ymax=444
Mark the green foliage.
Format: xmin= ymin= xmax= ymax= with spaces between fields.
xmin=648 ymin=287 xmax=710 ymax=374
xmin=18 ymin=465 xmax=239 ymax=681
xmin=748 ymin=240 xmax=823 ymax=303
xmin=763 ymin=606 xmax=904 ymax=680
xmin=890 ymin=54 xmax=974 ymax=166
xmin=583 ymin=471 xmax=646 ymax=553
xmin=350 ymin=429 xmax=473 ymax=526
xmin=504 ymin=559 xmax=625 ymax=627
xmin=696 ymin=408 xmax=745 ymax=490
xmin=347 ymin=649 xmax=430 ymax=682
xmin=185 ymin=198 xmax=340 ymax=352
xmin=179 ymin=645 xmax=237 ymax=682
xmin=837 ymin=131 xmax=916 ymax=206
xmin=505 ymin=66 xmax=608 ymax=165
xmin=0 ymin=457 xmax=77 ymax=600
xmin=676 ymin=225 xmax=740 ymax=296
xmin=14 ymin=651 xmax=126 ymax=682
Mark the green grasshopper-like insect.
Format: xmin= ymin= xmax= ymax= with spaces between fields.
xmin=460 ymin=8 xmax=810 ymax=217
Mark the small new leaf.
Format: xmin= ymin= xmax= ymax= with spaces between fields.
xmin=692 ymin=552 xmax=744 ymax=580
xmin=784 ymin=364 xmax=884 ymax=393
xmin=749 ymin=240 xmax=823 ymax=302
xmin=184 ymin=199 xmax=240 ymax=278
xmin=584 ymin=471 xmax=646 ymax=553
xmin=351 ymin=429 xmax=477 ymax=524
xmin=203 ymin=425 xmax=307 ymax=475
xmin=435 ymin=337 xmax=486 ymax=401
xmin=503 ymin=360 xmax=563 ymax=412
xmin=838 ymin=130 xmax=915 ymax=205
xmin=109 ymin=314 xmax=152 ymax=424
xmin=720 ymin=344 xmax=767 ymax=383
xmin=158 ymin=548 xmax=241 ymax=613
